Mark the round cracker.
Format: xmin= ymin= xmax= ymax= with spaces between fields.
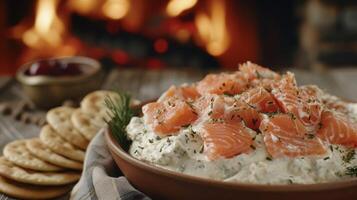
xmin=26 ymin=138 xmax=83 ymax=170
xmin=3 ymin=140 xmax=62 ymax=172
xmin=47 ymin=106 xmax=89 ymax=150
xmin=71 ymin=108 xmax=106 ymax=140
xmin=0 ymin=175 xmax=71 ymax=199
xmin=0 ymin=157 xmax=80 ymax=186
xmin=40 ymin=125 xmax=85 ymax=162
xmin=80 ymin=90 xmax=119 ymax=121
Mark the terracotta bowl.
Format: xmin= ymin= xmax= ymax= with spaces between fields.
xmin=105 ymin=129 xmax=357 ymax=200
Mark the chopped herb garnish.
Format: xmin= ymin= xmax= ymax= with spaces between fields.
xmin=335 ymin=171 xmax=343 ymax=177
xmin=199 ymin=145 xmax=204 ymax=153
xmin=288 ymin=113 xmax=297 ymax=120
xmin=181 ymin=124 xmax=190 ymax=128
xmin=342 ymin=149 xmax=356 ymax=163
xmin=250 ymin=145 xmax=256 ymax=150
xmin=149 ymin=139 xmax=154 ymax=143
xmin=255 ymin=71 xmax=262 ymax=79
xmin=105 ymin=92 xmax=134 ymax=151
xmin=230 ymin=114 xmax=235 ymax=120
xmin=223 ymin=92 xmax=234 ymax=97
xmin=231 ymin=84 xmax=235 ymax=90
xmin=252 ymin=118 xmax=258 ymax=126
xmin=166 ymin=138 xmax=172 ymax=144
xmin=323 ymin=157 xmax=330 ymax=160
xmin=189 ymin=126 xmax=197 ymax=134
xmin=186 ymin=101 xmax=193 ymax=108
xmin=306 ymin=134 xmax=315 ymax=139
xmin=266 ymin=157 xmax=272 ymax=161
xmin=345 ymin=166 xmax=357 ymax=177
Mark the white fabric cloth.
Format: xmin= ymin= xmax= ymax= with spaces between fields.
xmin=70 ymin=129 xmax=151 ymax=200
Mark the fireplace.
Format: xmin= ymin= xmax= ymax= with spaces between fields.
xmin=1 ymin=0 xmax=300 ymax=75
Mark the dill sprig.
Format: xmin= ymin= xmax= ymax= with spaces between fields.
xmin=345 ymin=166 xmax=357 ymax=177
xmin=105 ymin=92 xmax=134 ymax=151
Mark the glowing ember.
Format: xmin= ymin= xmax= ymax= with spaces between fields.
xmin=102 ymin=0 xmax=130 ymax=20
xmin=22 ymin=0 xmax=65 ymax=49
xmin=154 ymin=39 xmax=169 ymax=53
xmin=166 ymin=0 xmax=198 ymax=17
xmin=195 ymin=0 xmax=230 ymax=56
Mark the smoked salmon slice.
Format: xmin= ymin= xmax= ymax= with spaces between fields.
xmin=239 ymin=61 xmax=280 ymax=81
xmin=321 ymin=94 xmax=350 ymax=114
xmin=194 ymin=95 xmax=261 ymax=130
xmin=271 ymin=72 xmax=322 ymax=131
xmin=260 ymin=113 xmax=326 ymax=158
xmin=299 ymin=85 xmax=349 ymax=114
xmin=193 ymin=94 xmax=225 ymax=119
xmin=317 ymin=110 xmax=357 ymax=147
xmin=201 ymin=121 xmax=254 ymax=160
xmin=239 ymin=62 xmax=281 ymax=91
xmin=299 ymin=85 xmax=323 ymax=97
xmin=196 ymin=72 xmax=248 ymax=96
xmin=226 ymin=99 xmax=261 ymax=130
xmin=241 ymin=87 xmax=279 ymax=113
xmin=158 ymin=85 xmax=200 ymax=102
xmin=143 ymin=98 xmax=198 ymax=135
xmin=140 ymin=61 xmax=357 ymax=160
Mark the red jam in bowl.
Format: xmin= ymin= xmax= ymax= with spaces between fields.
xmin=24 ymin=60 xmax=84 ymax=77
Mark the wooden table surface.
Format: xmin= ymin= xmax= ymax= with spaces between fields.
xmin=0 ymin=68 xmax=356 ymax=200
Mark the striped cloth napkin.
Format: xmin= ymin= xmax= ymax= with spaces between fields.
xmin=70 ymin=129 xmax=151 ymax=200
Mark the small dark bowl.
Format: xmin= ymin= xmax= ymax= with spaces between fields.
xmin=105 ymin=129 xmax=357 ymax=200
xmin=16 ymin=56 xmax=103 ymax=108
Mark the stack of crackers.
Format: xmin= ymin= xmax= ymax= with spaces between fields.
xmin=0 ymin=90 xmax=119 ymax=199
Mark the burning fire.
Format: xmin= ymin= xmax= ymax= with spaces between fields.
xmin=102 ymin=0 xmax=130 ymax=20
xmin=8 ymin=0 xmax=237 ymax=68
xmin=166 ymin=0 xmax=198 ymax=17
xmin=67 ymin=0 xmax=98 ymax=15
xmin=22 ymin=0 xmax=65 ymax=49
xmin=68 ymin=0 xmax=130 ymax=20
xmin=195 ymin=0 xmax=230 ymax=56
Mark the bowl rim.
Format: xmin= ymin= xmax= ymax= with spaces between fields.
xmin=16 ymin=56 xmax=101 ymax=86
xmin=105 ymin=128 xmax=357 ymax=192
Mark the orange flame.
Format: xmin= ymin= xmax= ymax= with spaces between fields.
xmin=102 ymin=0 xmax=130 ymax=20
xmin=22 ymin=0 xmax=65 ymax=49
xmin=166 ymin=0 xmax=198 ymax=17
xmin=67 ymin=0 xmax=98 ymax=15
xmin=195 ymin=0 xmax=230 ymax=56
